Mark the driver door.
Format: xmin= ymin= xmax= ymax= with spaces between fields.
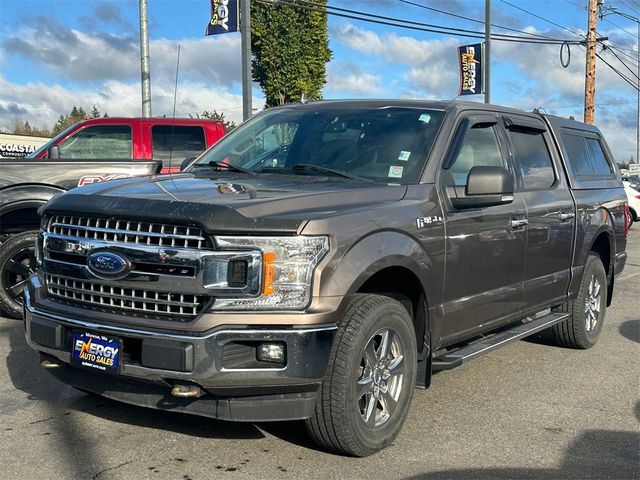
xmin=437 ymin=114 xmax=527 ymax=344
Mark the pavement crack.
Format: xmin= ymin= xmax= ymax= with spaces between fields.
xmin=29 ymin=416 xmax=54 ymax=425
xmin=92 ymin=461 xmax=133 ymax=480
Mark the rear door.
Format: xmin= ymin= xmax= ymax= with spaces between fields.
xmin=503 ymin=115 xmax=574 ymax=311
xmin=437 ymin=113 xmax=527 ymax=343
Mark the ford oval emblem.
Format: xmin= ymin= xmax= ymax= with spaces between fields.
xmin=87 ymin=251 xmax=130 ymax=279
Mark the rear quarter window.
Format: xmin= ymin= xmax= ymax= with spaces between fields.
xmin=560 ymin=131 xmax=614 ymax=178
xmin=152 ymin=125 xmax=206 ymax=168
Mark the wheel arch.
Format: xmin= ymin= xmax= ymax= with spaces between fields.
xmin=0 ymin=185 xmax=65 ymax=236
xmin=319 ymin=230 xmax=439 ymax=364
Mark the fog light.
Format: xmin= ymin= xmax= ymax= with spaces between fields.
xmin=257 ymin=343 xmax=285 ymax=363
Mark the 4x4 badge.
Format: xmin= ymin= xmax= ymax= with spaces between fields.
xmin=416 ymin=216 xmax=443 ymax=228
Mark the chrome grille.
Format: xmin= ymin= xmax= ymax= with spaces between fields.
xmin=45 ymin=274 xmax=206 ymax=320
xmin=47 ymin=215 xmax=206 ymax=249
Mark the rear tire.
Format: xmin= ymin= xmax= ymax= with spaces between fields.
xmin=0 ymin=231 xmax=38 ymax=319
xmin=305 ymin=294 xmax=417 ymax=457
xmin=550 ymin=254 xmax=607 ymax=349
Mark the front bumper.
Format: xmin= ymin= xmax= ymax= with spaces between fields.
xmin=24 ymin=285 xmax=337 ymax=421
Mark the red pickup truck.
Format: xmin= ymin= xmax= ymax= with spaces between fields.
xmin=29 ymin=117 xmax=225 ymax=173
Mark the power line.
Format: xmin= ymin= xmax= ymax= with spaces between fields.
xmin=497 ymin=0 xmax=585 ymax=39
xmin=607 ymin=43 xmax=639 ymax=67
xmin=393 ymin=0 xmax=555 ymax=41
xmin=602 ymin=16 xmax=638 ymax=39
xmin=619 ymin=0 xmax=640 ymax=17
xmin=603 ymin=45 xmax=639 ymax=79
xmin=523 ymin=100 xmax=636 ymax=110
xmin=596 ymin=51 xmax=640 ymax=89
xmin=257 ymin=0 xmax=582 ymax=44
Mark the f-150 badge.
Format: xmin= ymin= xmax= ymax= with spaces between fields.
xmin=416 ymin=216 xmax=443 ymax=228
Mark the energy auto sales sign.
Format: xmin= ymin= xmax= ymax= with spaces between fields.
xmin=458 ymin=43 xmax=483 ymax=96
xmin=205 ymin=0 xmax=240 ymax=35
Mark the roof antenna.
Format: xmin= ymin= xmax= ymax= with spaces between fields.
xmin=300 ymin=92 xmax=309 ymax=104
xmin=168 ymin=44 xmax=181 ymax=170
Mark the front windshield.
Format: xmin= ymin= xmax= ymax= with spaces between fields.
xmin=27 ymin=123 xmax=79 ymax=158
xmin=191 ymin=106 xmax=446 ymax=183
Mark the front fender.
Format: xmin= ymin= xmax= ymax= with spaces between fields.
xmin=317 ymin=230 xmax=439 ymax=309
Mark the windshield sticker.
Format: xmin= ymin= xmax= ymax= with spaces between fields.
xmin=418 ymin=113 xmax=432 ymax=124
xmin=388 ymin=165 xmax=404 ymax=178
xmin=398 ymin=151 xmax=411 ymax=161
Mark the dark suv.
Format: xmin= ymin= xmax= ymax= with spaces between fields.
xmin=23 ymin=100 xmax=628 ymax=456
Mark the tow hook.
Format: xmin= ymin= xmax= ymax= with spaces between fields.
xmin=170 ymin=384 xmax=202 ymax=398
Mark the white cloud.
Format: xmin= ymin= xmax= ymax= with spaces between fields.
xmin=0 ymin=74 xmax=262 ymax=133
xmin=2 ymin=18 xmax=242 ymax=87
xmin=333 ymin=24 xmax=462 ymax=98
xmin=326 ymin=63 xmax=384 ymax=95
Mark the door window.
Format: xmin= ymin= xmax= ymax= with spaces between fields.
xmin=151 ymin=125 xmax=206 ymax=168
xmin=58 ymin=125 xmax=132 ymax=159
xmin=509 ymin=128 xmax=555 ymax=190
xmin=448 ymin=124 xmax=504 ymax=185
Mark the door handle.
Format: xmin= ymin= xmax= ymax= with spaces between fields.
xmin=510 ymin=218 xmax=528 ymax=229
xmin=558 ymin=212 xmax=575 ymax=221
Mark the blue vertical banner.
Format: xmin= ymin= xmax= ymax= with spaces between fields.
xmin=458 ymin=43 xmax=483 ymax=96
xmin=205 ymin=0 xmax=240 ymax=35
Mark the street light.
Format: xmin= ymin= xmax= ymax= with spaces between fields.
xmin=599 ymin=4 xmax=640 ymax=165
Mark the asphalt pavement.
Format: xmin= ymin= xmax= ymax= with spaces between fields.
xmin=1 ymin=232 xmax=638 ymax=480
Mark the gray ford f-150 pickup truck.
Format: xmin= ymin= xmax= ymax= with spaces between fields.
xmin=23 ymin=100 xmax=629 ymax=456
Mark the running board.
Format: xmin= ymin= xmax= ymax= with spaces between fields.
xmin=432 ymin=312 xmax=569 ymax=371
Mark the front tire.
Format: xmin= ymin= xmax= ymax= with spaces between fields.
xmin=306 ymin=294 xmax=417 ymax=457
xmin=550 ymin=254 xmax=607 ymax=349
xmin=0 ymin=231 xmax=38 ymax=319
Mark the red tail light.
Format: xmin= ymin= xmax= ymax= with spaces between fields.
xmin=624 ymin=203 xmax=629 ymax=239
xmin=635 ymin=195 xmax=640 ymax=199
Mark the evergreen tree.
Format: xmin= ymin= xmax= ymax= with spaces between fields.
xmin=52 ymin=105 xmax=90 ymax=134
xmin=200 ymin=110 xmax=237 ymax=132
xmin=251 ymin=1 xmax=332 ymax=107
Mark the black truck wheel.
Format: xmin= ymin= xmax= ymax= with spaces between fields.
xmin=550 ymin=254 xmax=607 ymax=349
xmin=306 ymin=294 xmax=417 ymax=457
xmin=0 ymin=231 xmax=38 ymax=319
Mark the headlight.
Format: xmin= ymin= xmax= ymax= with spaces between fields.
xmin=212 ymin=235 xmax=329 ymax=310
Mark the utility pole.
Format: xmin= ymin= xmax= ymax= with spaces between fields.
xmin=584 ymin=0 xmax=599 ymax=124
xmin=240 ymin=0 xmax=252 ymax=122
xmin=484 ymin=0 xmax=491 ymax=104
xmin=139 ymin=0 xmax=152 ymax=117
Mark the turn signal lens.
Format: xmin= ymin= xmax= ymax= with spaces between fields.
xmin=262 ymin=252 xmax=276 ymax=295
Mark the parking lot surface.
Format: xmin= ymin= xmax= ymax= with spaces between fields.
xmin=1 ymin=232 xmax=638 ymax=480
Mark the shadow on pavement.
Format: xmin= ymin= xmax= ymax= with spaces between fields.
xmin=4 ymin=319 xmax=265 ymax=442
xmin=404 ymin=429 xmax=640 ymax=480
xmin=619 ymin=319 xmax=640 ymax=343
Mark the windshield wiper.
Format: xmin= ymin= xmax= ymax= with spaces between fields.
xmin=206 ymin=160 xmax=256 ymax=175
xmin=291 ymin=164 xmax=372 ymax=182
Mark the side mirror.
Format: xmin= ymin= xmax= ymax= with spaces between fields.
xmin=180 ymin=156 xmax=196 ymax=171
xmin=48 ymin=145 xmax=60 ymax=159
xmin=451 ymin=166 xmax=514 ymax=209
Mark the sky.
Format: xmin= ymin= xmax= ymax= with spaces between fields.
xmin=0 ymin=0 xmax=639 ymax=162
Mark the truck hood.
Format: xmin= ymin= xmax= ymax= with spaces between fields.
xmin=41 ymin=172 xmax=408 ymax=233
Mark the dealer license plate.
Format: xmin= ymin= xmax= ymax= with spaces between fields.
xmin=70 ymin=331 xmax=121 ymax=374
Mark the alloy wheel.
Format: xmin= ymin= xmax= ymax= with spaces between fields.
xmin=356 ymin=328 xmax=405 ymax=427
xmin=584 ymin=275 xmax=602 ymax=332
